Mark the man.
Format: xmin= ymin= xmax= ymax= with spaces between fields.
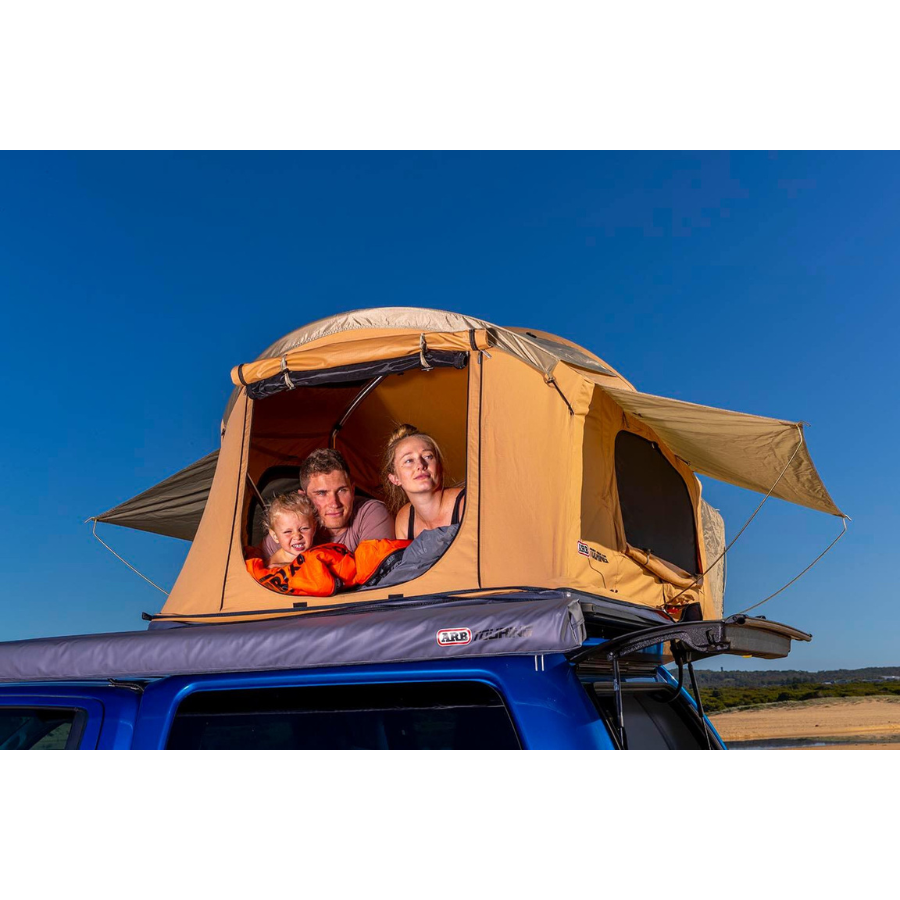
xmin=261 ymin=448 xmax=393 ymax=556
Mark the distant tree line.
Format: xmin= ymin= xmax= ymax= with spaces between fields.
xmin=694 ymin=681 xmax=900 ymax=713
xmin=693 ymin=666 xmax=900 ymax=689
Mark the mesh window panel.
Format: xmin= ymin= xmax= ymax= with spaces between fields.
xmin=614 ymin=431 xmax=698 ymax=573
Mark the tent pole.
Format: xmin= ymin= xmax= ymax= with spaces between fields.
xmin=330 ymin=376 xmax=385 ymax=448
xmin=665 ymin=650 xmax=685 ymax=703
xmin=686 ymin=654 xmax=712 ymax=750
xmin=245 ymin=474 xmax=267 ymax=507
xmin=612 ymin=657 xmax=628 ymax=749
xmin=545 ymin=376 xmax=574 ymax=415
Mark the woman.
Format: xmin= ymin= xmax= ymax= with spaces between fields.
xmin=382 ymin=424 xmax=466 ymax=540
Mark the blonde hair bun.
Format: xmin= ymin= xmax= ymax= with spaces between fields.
xmin=387 ymin=423 xmax=420 ymax=444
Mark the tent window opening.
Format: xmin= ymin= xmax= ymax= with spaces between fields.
xmin=244 ymin=363 xmax=469 ymax=595
xmin=614 ymin=431 xmax=699 ymax=574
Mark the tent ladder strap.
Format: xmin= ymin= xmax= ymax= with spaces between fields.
xmin=280 ymin=356 xmax=294 ymax=389
xmin=419 ymin=334 xmax=433 ymax=371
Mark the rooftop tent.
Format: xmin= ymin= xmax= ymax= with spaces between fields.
xmin=92 ymin=308 xmax=842 ymax=625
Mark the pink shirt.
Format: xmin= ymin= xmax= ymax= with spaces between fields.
xmin=260 ymin=497 xmax=393 ymax=557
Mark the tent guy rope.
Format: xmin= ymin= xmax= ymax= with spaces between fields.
xmin=737 ymin=515 xmax=849 ymax=615
xmin=666 ymin=425 xmax=807 ymax=606
xmin=88 ymin=518 xmax=169 ymax=595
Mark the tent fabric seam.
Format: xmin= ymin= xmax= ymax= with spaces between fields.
xmin=221 ymin=396 xmax=249 ymax=611
xmin=476 ymin=355 xmax=483 ymax=589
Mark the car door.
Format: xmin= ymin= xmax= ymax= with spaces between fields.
xmin=0 ymin=686 xmax=139 ymax=750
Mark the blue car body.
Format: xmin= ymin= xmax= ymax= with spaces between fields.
xmin=0 ymin=651 xmax=725 ymax=750
xmin=0 ymin=593 xmax=809 ymax=749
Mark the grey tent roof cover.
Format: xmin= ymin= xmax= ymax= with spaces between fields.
xmin=0 ymin=592 xmax=668 ymax=683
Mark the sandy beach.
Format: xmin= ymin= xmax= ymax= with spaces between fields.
xmin=709 ymin=696 xmax=900 ymax=749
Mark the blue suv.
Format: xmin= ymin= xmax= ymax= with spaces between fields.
xmin=0 ymin=591 xmax=809 ymax=750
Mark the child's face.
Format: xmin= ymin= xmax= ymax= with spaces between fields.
xmin=269 ymin=511 xmax=316 ymax=557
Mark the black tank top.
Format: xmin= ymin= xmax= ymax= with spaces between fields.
xmin=407 ymin=488 xmax=466 ymax=540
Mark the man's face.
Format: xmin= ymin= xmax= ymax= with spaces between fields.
xmin=304 ymin=469 xmax=355 ymax=532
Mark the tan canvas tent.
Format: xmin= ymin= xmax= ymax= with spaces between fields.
xmin=94 ymin=308 xmax=842 ymax=625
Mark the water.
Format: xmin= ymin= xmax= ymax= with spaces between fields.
xmin=727 ymin=738 xmax=833 ymax=749
xmin=727 ymin=736 xmax=897 ymax=750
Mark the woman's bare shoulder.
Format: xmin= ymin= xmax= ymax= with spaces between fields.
xmin=443 ymin=486 xmax=465 ymax=506
xmin=394 ymin=502 xmax=412 ymax=539
xmin=444 ymin=485 xmax=466 ymax=520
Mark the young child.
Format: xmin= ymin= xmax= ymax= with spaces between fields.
xmin=246 ymin=492 xmax=410 ymax=597
xmin=262 ymin=492 xmax=318 ymax=567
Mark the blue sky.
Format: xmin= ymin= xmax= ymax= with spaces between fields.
xmin=0 ymin=151 xmax=895 ymax=669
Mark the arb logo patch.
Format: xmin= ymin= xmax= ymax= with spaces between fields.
xmin=577 ymin=540 xmax=609 ymax=563
xmin=436 ymin=628 xmax=472 ymax=646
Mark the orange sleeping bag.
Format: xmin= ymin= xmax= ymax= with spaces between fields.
xmin=246 ymin=539 xmax=411 ymax=596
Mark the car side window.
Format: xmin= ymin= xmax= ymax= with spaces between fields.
xmin=166 ymin=681 xmax=521 ymax=750
xmin=0 ymin=708 xmax=85 ymax=750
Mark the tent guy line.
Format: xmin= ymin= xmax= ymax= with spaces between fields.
xmin=736 ymin=515 xmax=848 ymax=616
xmin=667 ymin=425 xmax=806 ymax=605
xmin=89 ymin=518 xmax=169 ymax=595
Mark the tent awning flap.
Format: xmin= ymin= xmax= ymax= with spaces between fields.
xmin=93 ymin=451 xmax=219 ymax=541
xmin=598 ymin=385 xmax=843 ymax=517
